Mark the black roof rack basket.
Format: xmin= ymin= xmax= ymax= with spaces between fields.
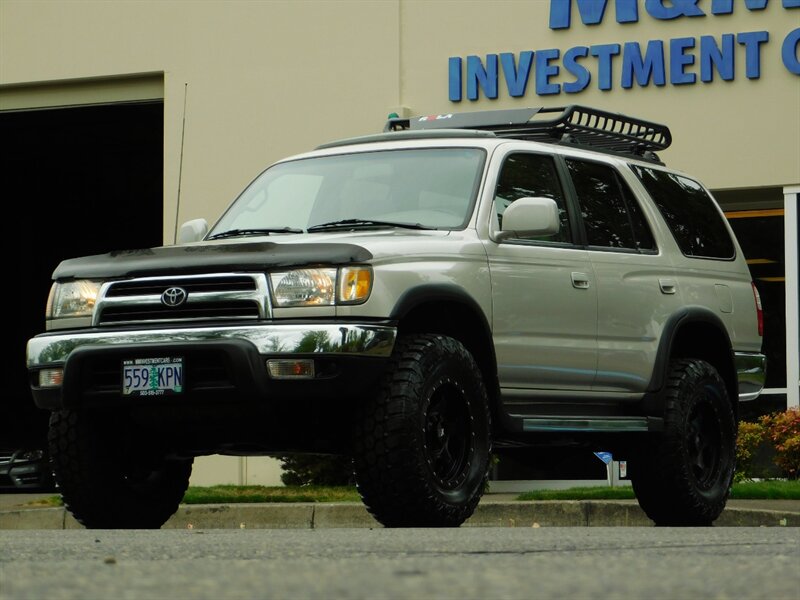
xmin=385 ymin=105 xmax=672 ymax=161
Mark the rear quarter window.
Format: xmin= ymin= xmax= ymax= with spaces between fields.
xmin=631 ymin=165 xmax=735 ymax=259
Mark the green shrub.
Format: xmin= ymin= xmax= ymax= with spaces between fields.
xmin=735 ymin=420 xmax=767 ymax=482
xmin=275 ymin=454 xmax=355 ymax=486
xmin=760 ymin=408 xmax=800 ymax=479
xmin=736 ymin=408 xmax=800 ymax=482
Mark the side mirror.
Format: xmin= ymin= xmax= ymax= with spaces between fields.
xmin=496 ymin=197 xmax=560 ymax=242
xmin=178 ymin=218 xmax=209 ymax=244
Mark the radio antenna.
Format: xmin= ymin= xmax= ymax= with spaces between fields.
xmin=173 ymin=82 xmax=189 ymax=244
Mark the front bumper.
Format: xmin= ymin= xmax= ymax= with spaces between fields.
xmin=735 ymin=351 xmax=767 ymax=402
xmin=27 ymin=322 xmax=397 ymax=410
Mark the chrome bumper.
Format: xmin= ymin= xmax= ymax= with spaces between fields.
xmin=27 ymin=323 xmax=397 ymax=368
xmin=735 ymin=351 xmax=767 ymax=402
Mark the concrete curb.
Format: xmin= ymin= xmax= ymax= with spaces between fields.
xmin=1 ymin=501 xmax=796 ymax=529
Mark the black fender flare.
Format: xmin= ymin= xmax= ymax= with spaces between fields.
xmin=389 ymin=282 xmax=498 ymax=384
xmin=642 ymin=306 xmax=735 ymax=415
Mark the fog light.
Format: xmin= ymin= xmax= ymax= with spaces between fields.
xmin=266 ymin=359 xmax=315 ymax=379
xmin=39 ymin=368 xmax=64 ymax=388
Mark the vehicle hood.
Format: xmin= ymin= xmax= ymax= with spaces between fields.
xmin=51 ymin=230 xmax=457 ymax=280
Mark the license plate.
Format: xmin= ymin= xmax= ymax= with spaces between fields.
xmin=122 ymin=358 xmax=184 ymax=396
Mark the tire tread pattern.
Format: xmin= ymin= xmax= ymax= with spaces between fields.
xmin=49 ymin=409 xmax=192 ymax=529
xmin=352 ymin=334 xmax=491 ymax=527
xmin=631 ymin=359 xmax=735 ymax=526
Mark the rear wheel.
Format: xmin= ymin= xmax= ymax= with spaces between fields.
xmin=49 ymin=409 xmax=192 ymax=529
xmin=352 ymin=334 xmax=491 ymax=527
xmin=630 ymin=359 xmax=735 ymax=526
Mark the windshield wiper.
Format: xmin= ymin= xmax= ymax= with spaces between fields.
xmin=307 ymin=219 xmax=435 ymax=232
xmin=207 ymin=227 xmax=303 ymax=240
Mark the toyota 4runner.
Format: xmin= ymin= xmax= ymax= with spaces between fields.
xmin=27 ymin=105 xmax=766 ymax=528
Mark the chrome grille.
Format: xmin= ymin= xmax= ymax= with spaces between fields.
xmin=95 ymin=273 xmax=270 ymax=325
xmin=105 ymin=275 xmax=256 ymax=297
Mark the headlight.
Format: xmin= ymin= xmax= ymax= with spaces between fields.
xmin=47 ymin=280 xmax=101 ymax=319
xmin=269 ymin=267 xmax=373 ymax=307
xmin=270 ymin=268 xmax=337 ymax=307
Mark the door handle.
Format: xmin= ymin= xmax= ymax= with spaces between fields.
xmin=571 ymin=272 xmax=590 ymax=289
xmin=659 ymin=278 xmax=677 ymax=295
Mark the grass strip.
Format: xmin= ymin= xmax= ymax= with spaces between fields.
xmin=24 ymin=496 xmax=63 ymax=507
xmin=516 ymin=486 xmax=636 ymax=501
xmin=729 ymin=480 xmax=800 ymax=499
xmin=516 ymin=480 xmax=800 ymax=501
xmin=182 ymin=485 xmax=361 ymax=504
xmin=25 ymin=480 xmax=799 ymax=507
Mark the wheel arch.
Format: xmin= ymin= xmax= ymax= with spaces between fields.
xmin=390 ymin=284 xmax=499 ymax=413
xmin=646 ymin=307 xmax=738 ymax=418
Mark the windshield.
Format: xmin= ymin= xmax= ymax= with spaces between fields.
xmin=209 ymin=148 xmax=486 ymax=236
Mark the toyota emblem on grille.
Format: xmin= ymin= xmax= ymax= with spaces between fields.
xmin=161 ymin=287 xmax=188 ymax=307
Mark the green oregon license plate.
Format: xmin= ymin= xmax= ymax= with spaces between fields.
xmin=122 ymin=357 xmax=183 ymax=396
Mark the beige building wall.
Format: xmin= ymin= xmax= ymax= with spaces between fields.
xmin=188 ymin=455 xmax=285 ymax=487
xmin=2 ymin=0 xmax=798 ymax=484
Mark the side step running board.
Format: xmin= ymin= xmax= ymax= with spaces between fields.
xmin=522 ymin=417 xmax=662 ymax=433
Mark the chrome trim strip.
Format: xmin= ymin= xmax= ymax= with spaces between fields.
xmin=93 ymin=273 xmax=272 ymax=325
xmin=522 ymin=417 xmax=651 ymax=432
xmin=735 ymin=351 xmax=767 ymax=402
xmin=27 ymin=323 xmax=397 ymax=368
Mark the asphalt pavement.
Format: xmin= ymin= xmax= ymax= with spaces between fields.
xmin=0 ymin=491 xmax=797 ymax=529
xmin=3 ymin=528 xmax=799 ymax=600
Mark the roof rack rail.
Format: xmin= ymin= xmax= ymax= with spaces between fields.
xmin=384 ymin=105 xmax=671 ymax=162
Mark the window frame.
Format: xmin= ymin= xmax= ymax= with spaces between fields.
xmin=209 ymin=146 xmax=489 ymax=237
xmin=489 ymin=149 xmax=583 ymax=249
xmin=629 ymin=163 xmax=736 ymax=261
xmin=558 ymin=156 xmax=659 ymax=256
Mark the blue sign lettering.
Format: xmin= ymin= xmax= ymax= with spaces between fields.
xmin=535 ymin=49 xmax=561 ymax=94
xmin=500 ymin=51 xmax=534 ymax=97
xmin=551 ymin=0 xmax=794 ymax=29
xmin=670 ymin=37 xmax=697 ymax=84
xmin=590 ymin=43 xmax=621 ymax=90
xmin=621 ymin=40 xmax=666 ymax=88
xmin=782 ymin=28 xmax=800 ymax=73
xmin=700 ymin=34 xmax=735 ymax=82
xmin=563 ymin=46 xmax=592 ymax=93
xmin=467 ymin=54 xmax=498 ymax=100
xmin=448 ymin=57 xmax=462 ymax=102
xmin=737 ymin=30 xmax=769 ymax=78
xmin=449 ymin=0 xmax=799 ymax=101
xmin=550 ymin=0 xmax=639 ymax=29
xmin=711 ymin=0 xmax=769 ymax=14
xmin=645 ymin=0 xmax=704 ymax=19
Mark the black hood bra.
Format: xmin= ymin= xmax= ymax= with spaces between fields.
xmin=52 ymin=241 xmax=373 ymax=280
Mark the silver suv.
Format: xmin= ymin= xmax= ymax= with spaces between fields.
xmin=27 ymin=105 xmax=765 ymax=528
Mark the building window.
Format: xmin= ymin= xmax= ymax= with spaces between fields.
xmin=726 ymin=209 xmax=786 ymax=391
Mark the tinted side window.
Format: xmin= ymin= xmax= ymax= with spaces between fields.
xmin=632 ymin=165 xmax=735 ymax=259
xmin=566 ymin=159 xmax=655 ymax=251
xmin=495 ymin=153 xmax=571 ymax=243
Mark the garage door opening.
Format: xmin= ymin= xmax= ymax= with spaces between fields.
xmin=1 ymin=101 xmax=164 ymax=450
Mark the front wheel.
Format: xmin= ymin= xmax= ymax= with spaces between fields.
xmin=352 ymin=334 xmax=491 ymax=527
xmin=630 ymin=359 xmax=736 ymax=526
xmin=49 ymin=409 xmax=193 ymax=529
